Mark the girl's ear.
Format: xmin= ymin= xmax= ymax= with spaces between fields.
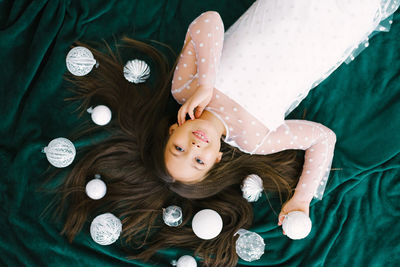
xmin=215 ymin=152 xmax=223 ymax=163
xmin=169 ymin=123 xmax=178 ymax=135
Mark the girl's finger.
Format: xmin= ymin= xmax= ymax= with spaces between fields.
xmin=278 ymin=213 xmax=286 ymax=226
xmin=188 ymin=106 xmax=195 ymax=120
xmin=195 ymin=106 xmax=204 ymax=118
xmin=178 ymin=106 xmax=186 ymax=125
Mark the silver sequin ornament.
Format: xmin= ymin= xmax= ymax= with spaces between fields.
xmin=241 ymin=174 xmax=263 ymax=202
xmin=123 ymin=59 xmax=150 ymax=83
xmin=163 ymin=205 xmax=183 ymax=227
xmin=66 ymin=46 xmax=97 ymax=76
xmin=90 ymin=213 xmax=122 ymax=245
xmin=235 ymin=229 xmax=265 ymax=262
xmin=42 ymin=137 xmax=76 ymax=168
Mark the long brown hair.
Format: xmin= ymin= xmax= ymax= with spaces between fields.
xmin=48 ymin=36 xmax=304 ymax=266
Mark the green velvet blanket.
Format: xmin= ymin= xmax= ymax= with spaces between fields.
xmin=1 ymin=0 xmax=399 ymax=266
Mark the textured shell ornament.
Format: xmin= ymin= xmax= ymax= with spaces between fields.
xmin=241 ymin=174 xmax=264 ymax=202
xmin=66 ymin=46 xmax=98 ymax=76
xmin=123 ymin=59 xmax=150 ymax=83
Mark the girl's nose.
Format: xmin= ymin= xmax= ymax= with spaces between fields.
xmin=191 ymin=141 xmax=201 ymax=148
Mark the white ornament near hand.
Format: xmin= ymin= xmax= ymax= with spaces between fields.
xmin=123 ymin=59 xmax=150 ymax=83
xmin=86 ymin=174 xmax=107 ymax=200
xmin=87 ymin=105 xmax=112 ymax=126
xmin=241 ymin=174 xmax=263 ymax=202
xmin=282 ymin=211 xmax=312 ymax=240
xmin=42 ymin=137 xmax=76 ymax=168
xmin=90 ymin=213 xmax=122 ymax=245
xmin=66 ymin=46 xmax=97 ymax=76
xmin=192 ymin=209 xmax=223 ymax=240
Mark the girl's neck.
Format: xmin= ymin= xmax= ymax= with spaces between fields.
xmin=200 ymin=110 xmax=227 ymax=137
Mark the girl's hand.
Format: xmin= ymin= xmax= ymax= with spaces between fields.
xmin=178 ymin=85 xmax=213 ymax=125
xmin=277 ymin=196 xmax=310 ymax=235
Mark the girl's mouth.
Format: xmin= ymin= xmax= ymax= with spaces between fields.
xmin=192 ymin=130 xmax=209 ymax=143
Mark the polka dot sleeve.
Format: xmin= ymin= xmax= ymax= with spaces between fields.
xmin=253 ymin=120 xmax=337 ymax=202
xmin=171 ymin=11 xmax=224 ymax=99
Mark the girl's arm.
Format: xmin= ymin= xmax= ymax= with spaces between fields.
xmin=253 ymin=120 xmax=337 ymax=203
xmin=171 ymin=11 xmax=224 ymax=125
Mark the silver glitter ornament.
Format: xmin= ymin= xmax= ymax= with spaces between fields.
xmin=163 ymin=205 xmax=183 ymax=227
xmin=90 ymin=213 xmax=122 ymax=245
xmin=235 ymin=229 xmax=265 ymax=262
xmin=66 ymin=46 xmax=97 ymax=76
xmin=42 ymin=137 xmax=76 ymax=168
xmin=123 ymin=59 xmax=150 ymax=83
xmin=241 ymin=174 xmax=263 ymax=202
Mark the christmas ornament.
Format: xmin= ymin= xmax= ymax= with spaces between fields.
xmin=123 ymin=59 xmax=150 ymax=83
xmin=90 ymin=213 xmax=122 ymax=245
xmin=87 ymin=105 xmax=112 ymax=126
xmin=235 ymin=229 xmax=265 ymax=262
xmin=192 ymin=209 xmax=223 ymax=240
xmin=86 ymin=174 xmax=107 ymax=200
xmin=241 ymin=174 xmax=263 ymax=202
xmin=163 ymin=205 xmax=183 ymax=227
xmin=282 ymin=211 xmax=312 ymax=240
xmin=171 ymin=255 xmax=197 ymax=267
xmin=42 ymin=137 xmax=76 ymax=168
xmin=66 ymin=46 xmax=97 ymax=76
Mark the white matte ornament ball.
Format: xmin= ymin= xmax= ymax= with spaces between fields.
xmin=123 ymin=59 xmax=150 ymax=83
xmin=86 ymin=175 xmax=107 ymax=200
xmin=66 ymin=46 xmax=97 ymax=76
xmin=87 ymin=105 xmax=112 ymax=126
xmin=282 ymin=211 xmax=312 ymax=240
xmin=42 ymin=137 xmax=76 ymax=168
xmin=90 ymin=213 xmax=122 ymax=245
xmin=192 ymin=209 xmax=223 ymax=240
xmin=176 ymin=255 xmax=197 ymax=267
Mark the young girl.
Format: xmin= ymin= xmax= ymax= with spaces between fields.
xmin=57 ymin=1 xmax=399 ymax=266
xmin=165 ymin=0 xmax=399 ymax=228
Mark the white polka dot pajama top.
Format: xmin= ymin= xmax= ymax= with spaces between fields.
xmin=171 ymin=0 xmax=399 ymax=201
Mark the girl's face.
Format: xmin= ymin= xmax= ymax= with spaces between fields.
xmin=164 ymin=119 xmax=223 ymax=183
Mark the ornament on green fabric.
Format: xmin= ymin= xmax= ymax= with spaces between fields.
xmin=66 ymin=46 xmax=98 ymax=76
xmin=282 ymin=211 xmax=312 ymax=240
xmin=235 ymin=229 xmax=265 ymax=262
xmin=171 ymin=255 xmax=197 ymax=267
xmin=123 ymin=59 xmax=150 ymax=83
xmin=86 ymin=174 xmax=107 ymax=200
xmin=163 ymin=205 xmax=183 ymax=227
xmin=42 ymin=137 xmax=76 ymax=168
xmin=241 ymin=174 xmax=263 ymax=202
xmin=90 ymin=213 xmax=122 ymax=245
xmin=192 ymin=209 xmax=223 ymax=240
xmin=87 ymin=105 xmax=112 ymax=126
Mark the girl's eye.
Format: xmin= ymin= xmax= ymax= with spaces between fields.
xmin=175 ymin=145 xmax=184 ymax=152
xmin=195 ymin=158 xmax=204 ymax=165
